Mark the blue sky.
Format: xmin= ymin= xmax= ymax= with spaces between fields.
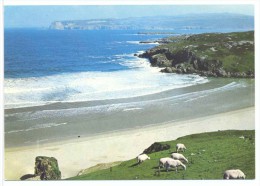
xmin=4 ymin=5 xmax=254 ymax=28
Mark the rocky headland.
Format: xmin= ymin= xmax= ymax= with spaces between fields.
xmin=138 ymin=31 xmax=254 ymax=78
xmin=49 ymin=14 xmax=253 ymax=31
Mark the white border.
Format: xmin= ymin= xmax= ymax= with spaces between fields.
xmin=1 ymin=0 xmax=259 ymax=186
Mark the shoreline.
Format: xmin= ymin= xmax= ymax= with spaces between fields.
xmin=4 ymin=78 xmax=254 ymax=148
xmin=5 ymin=107 xmax=255 ymax=180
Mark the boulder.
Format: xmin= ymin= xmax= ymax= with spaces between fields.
xmin=143 ymin=142 xmax=171 ymax=154
xmin=34 ymin=156 xmax=61 ymax=180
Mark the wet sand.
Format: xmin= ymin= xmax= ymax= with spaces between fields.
xmin=5 ymin=107 xmax=255 ymax=180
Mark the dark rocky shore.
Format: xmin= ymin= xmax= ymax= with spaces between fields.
xmin=138 ymin=31 xmax=254 ymax=78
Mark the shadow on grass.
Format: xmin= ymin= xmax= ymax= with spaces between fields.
xmin=152 ymin=166 xmax=162 ymax=170
xmin=129 ymin=162 xmax=140 ymax=167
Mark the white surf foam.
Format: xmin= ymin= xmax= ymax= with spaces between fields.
xmin=126 ymin=41 xmax=160 ymax=45
xmin=4 ymin=54 xmax=208 ymax=109
xmin=7 ymin=81 xmax=244 ymax=122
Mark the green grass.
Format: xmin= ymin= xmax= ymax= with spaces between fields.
xmin=68 ymin=130 xmax=255 ymax=180
xmin=157 ymin=31 xmax=254 ymax=74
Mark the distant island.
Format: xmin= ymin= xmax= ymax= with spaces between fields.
xmin=138 ymin=31 xmax=254 ymax=78
xmin=49 ymin=13 xmax=253 ymax=30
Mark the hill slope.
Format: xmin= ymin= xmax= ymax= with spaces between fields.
xmin=139 ymin=31 xmax=254 ymax=78
xmin=68 ymin=130 xmax=255 ymax=180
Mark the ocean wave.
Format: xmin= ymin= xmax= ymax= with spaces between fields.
xmin=5 ymin=122 xmax=68 ymax=134
xmin=4 ymin=50 xmax=209 ymax=109
xmin=7 ymin=81 xmax=244 ymax=122
xmin=4 ymin=71 xmax=208 ymax=109
xmin=123 ymin=107 xmax=143 ymax=112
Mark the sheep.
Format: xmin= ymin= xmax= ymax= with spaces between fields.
xmin=165 ymin=159 xmax=186 ymax=172
xmin=136 ymin=154 xmax=150 ymax=164
xmin=171 ymin=153 xmax=188 ymax=163
xmin=223 ymin=169 xmax=246 ymax=179
xmin=176 ymin=143 xmax=186 ymax=153
xmin=159 ymin=157 xmax=173 ymax=168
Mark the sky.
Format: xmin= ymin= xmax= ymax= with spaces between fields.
xmin=4 ymin=5 xmax=254 ymax=28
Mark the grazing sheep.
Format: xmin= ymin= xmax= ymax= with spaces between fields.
xmin=165 ymin=159 xmax=186 ymax=172
xmin=176 ymin=143 xmax=186 ymax=153
xmin=137 ymin=154 xmax=150 ymax=164
xmin=223 ymin=169 xmax=246 ymax=179
xmin=171 ymin=153 xmax=188 ymax=163
xmin=159 ymin=157 xmax=173 ymax=168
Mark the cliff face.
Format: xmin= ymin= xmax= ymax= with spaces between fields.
xmin=139 ymin=31 xmax=254 ymax=78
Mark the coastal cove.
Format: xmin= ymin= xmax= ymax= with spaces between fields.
xmin=4 ymin=25 xmax=255 ymax=180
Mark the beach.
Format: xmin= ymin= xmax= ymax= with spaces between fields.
xmin=4 ymin=78 xmax=255 ymax=148
xmin=3 ymin=28 xmax=255 ymax=181
xmin=5 ymin=106 xmax=255 ymax=180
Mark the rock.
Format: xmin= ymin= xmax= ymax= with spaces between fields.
xmin=143 ymin=142 xmax=171 ymax=154
xmin=162 ymin=67 xmax=178 ymax=73
xmin=150 ymin=54 xmax=171 ymax=67
xmin=192 ymin=59 xmax=199 ymax=70
xmin=246 ymin=70 xmax=254 ymax=77
xmin=138 ymin=31 xmax=254 ymax=78
xmin=215 ymin=68 xmax=227 ymax=77
xmin=34 ymin=156 xmax=61 ymax=180
xmin=163 ymin=67 xmax=173 ymax=73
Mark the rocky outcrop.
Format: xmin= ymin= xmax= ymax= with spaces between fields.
xmin=34 ymin=156 xmax=61 ymax=180
xmin=20 ymin=156 xmax=61 ymax=180
xmin=138 ymin=31 xmax=254 ymax=78
xmin=143 ymin=142 xmax=171 ymax=154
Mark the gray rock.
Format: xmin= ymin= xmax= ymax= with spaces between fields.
xmin=215 ymin=68 xmax=227 ymax=77
xmin=150 ymin=54 xmax=171 ymax=67
xmin=34 ymin=156 xmax=61 ymax=180
xmin=143 ymin=142 xmax=171 ymax=154
xmin=163 ymin=67 xmax=173 ymax=73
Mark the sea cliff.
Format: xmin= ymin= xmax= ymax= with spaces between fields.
xmin=138 ymin=31 xmax=254 ymax=78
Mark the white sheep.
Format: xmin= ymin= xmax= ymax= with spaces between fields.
xmin=159 ymin=157 xmax=173 ymax=168
xmin=137 ymin=154 xmax=150 ymax=164
xmin=223 ymin=169 xmax=246 ymax=179
xmin=171 ymin=153 xmax=188 ymax=163
xmin=165 ymin=159 xmax=186 ymax=172
xmin=176 ymin=143 xmax=186 ymax=153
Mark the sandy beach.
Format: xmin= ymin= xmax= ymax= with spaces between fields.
xmin=5 ymin=107 xmax=255 ymax=180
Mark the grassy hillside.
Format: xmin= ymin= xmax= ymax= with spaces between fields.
xmin=69 ymin=130 xmax=255 ymax=180
xmin=139 ymin=31 xmax=254 ymax=78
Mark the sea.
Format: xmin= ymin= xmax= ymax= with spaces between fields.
xmin=4 ymin=28 xmax=255 ymax=147
xmin=4 ymin=28 xmax=250 ymax=109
